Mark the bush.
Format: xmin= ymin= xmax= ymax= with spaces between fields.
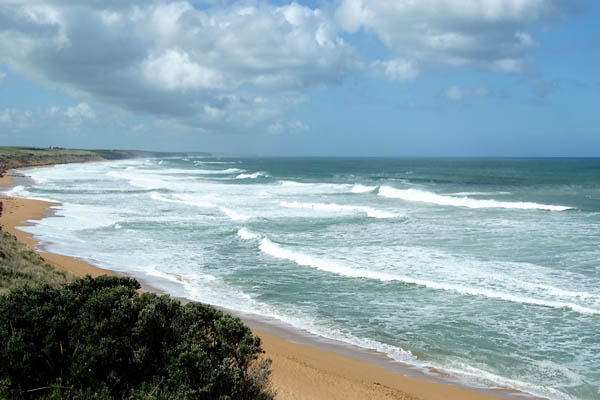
xmin=0 ymin=276 xmax=273 ymax=399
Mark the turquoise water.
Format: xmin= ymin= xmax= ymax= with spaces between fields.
xmin=7 ymin=158 xmax=600 ymax=399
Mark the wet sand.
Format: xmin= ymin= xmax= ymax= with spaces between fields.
xmin=0 ymin=168 xmax=502 ymax=400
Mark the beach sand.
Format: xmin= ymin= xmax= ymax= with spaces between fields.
xmin=0 ymin=169 xmax=502 ymax=400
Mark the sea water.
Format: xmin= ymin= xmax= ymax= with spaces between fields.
xmin=6 ymin=157 xmax=600 ymax=399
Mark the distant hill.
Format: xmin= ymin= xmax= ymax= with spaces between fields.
xmin=0 ymin=146 xmax=211 ymax=176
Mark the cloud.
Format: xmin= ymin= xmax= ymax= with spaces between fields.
xmin=0 ymin=108 xmax=33 ymax=129
xmin=443 ymin=85 xmax=490 ymax=101
xmin=0 ymin=0 xmax=581 ymax=135
xmin=267 ymin=120 xmax=309 ymax=135
xmin=0 ymin=1 xmax=350 ymax=132
xmin=0 ymin=71 xmax=5 ymax=85
xmin=1 ymin=103 xmax=97 ymax=133
xmin=65 ymin=103 xmax=96 ymax=120
xmin=371 ymin=58 xmax=419 ymax=82
xmin=141 ymin=49 xmax=228 ymax=91
xmin=336 ymin=0 xmax=579 ymax=72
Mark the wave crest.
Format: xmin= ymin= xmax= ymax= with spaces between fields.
xmin=280 ymin=201 xmax=399 ymax=219
xmin=378 ymin=186 xmax=572 ymax=211
xmin=351 ymin=184 xmax=378 ymax=193
xmin=235 ymin=171 xmax=269 ymax=179
xmin=257 ymin=237 xmax=597 ymax=315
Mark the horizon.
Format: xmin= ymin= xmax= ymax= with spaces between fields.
xmin=1 ymin=1 xmax=599 ymax=157
xmin=5 ymin=145 xmax=600 ymax=159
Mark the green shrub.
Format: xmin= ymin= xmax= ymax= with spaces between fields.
xmin=0 ymin=276 xmax=273 ymax=399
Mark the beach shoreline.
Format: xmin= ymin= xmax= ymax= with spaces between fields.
xmin=0 ymin=166 xmax=514 ymax=400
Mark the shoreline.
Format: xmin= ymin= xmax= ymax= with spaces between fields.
xmin=1 ymin=167 xmax=513 ymax=400
xmin=0 ymin=170 xmax=113 ymax=278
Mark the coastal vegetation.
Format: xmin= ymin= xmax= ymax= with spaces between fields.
xmin=0 ymin=276 xmax=273 ymax=399
xmin=0 ymin=147 xmax=105 ymax=174
xmin=0 ymin=231 xmax=74 ymax=295
xmin=0 ymin=146 xmax=210 ymax=177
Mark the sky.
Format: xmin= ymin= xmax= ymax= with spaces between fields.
xmin=0 ymin=0 xmax=599 ymax=156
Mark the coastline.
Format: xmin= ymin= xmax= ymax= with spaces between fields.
xmin=0 ymin=167 xmax=507 ymax=400
xmin=0 ymin=170 xmax=113 ymax=278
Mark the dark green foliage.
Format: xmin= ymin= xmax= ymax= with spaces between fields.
xmin=0 ymin=276 xmax=273 ymax=399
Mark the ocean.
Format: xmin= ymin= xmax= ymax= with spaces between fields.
xmin=6 ymin=157 xmax=600 ymax=399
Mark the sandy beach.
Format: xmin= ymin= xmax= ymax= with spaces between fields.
xmin=0 ymin=168 xmax=502 ymax=400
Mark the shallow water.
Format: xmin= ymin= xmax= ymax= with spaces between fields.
xmin=8 ymin=157 xmax=600 ymax=399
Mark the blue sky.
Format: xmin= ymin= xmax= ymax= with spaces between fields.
xmin=0 ymin=0 xmax=598 ymax=156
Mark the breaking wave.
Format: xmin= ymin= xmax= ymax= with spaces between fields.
xmin=280 ymin=201 xmax=399 ymax=219
xmin=248 ymin=235 xmax=598 ymax=315
xmin=235 ymin=171 xmax=269 ymax=179
xmin=378 ymin=186 xmax=573 ymax=211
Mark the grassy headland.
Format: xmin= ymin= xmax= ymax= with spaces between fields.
xmin=0 ymin=146 xmax=210 ymax=176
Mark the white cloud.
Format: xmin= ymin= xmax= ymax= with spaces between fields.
xmin=0 ymin=109 xmax=11 ymax=123
xmin=0 ymin=71 xmax=5 ymax=85
xmin=0 ymin=1 xmax=350 ymax=132
xmin=444 ymin=85 xmax=490 ymax=101
xmin=0 ymin=103 xmax=100 ymax=134
xmin=0 ymin=0 xmax=580 ymax=134
xmin=0 ymin=108 xmax=33 ymax=129
xmin=142 ymin=49 xmax=228 ymax=91
xmin=493 ymin=58 xmax=526 ymax=74
xmin=336 ymin=0 xmax=577 ymax=72
xmin=445 ymin=86 xmax=464 ymax=101
xmin=371 ymin=58 xmax=419 ymax=82
xmin=267 ymin=120 xmax=309 ymax=135
xmin=66 ymin=103 xmax=96 ymax=120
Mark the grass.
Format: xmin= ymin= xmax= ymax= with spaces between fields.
xmin=0 ymin=231 xmax=75 ymax=295
xmin=0 ymin=147 xmax=211 ymax=174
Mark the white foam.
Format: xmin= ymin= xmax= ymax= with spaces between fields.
xmin=145 ymin=265 xmax=221 ymax=302
xmin=378 ymin=186 xmax=573 ymax=211
xmin=519 ymin=281 xmax=600 ymax=301
xmin=219 ymin=207 xmax=251 ymax=221
xmin=193 ymin=160 xmax=235 ymax=165
xmin=441 ymin=360 xmax=577 ymax=400
xmin=146 ymin=265 xmax=187 ymax=284
xmin=237 ymin=227 xmax=259 ymax=240
xmin=279 ymin=180 xmax=349 ymax=191
xmin=199 ymin=168 xmax=244 ymax=174
xmin=151 ymin=193 xmax=253 ymax=221
xmin=258 ymin=238 xmax=599 ymax=315
xmin=280 ymin=180 xmax=304 ymax=187
xmin=450 ymin=191 xmax=512 ymax=196
xmin=107 ymin=170 xmax=171 ymax=190
xmin=153 ymin=167 xmax=244 ymax=175
xmin=107 ymin=168 xmax=246 ymax=191
xmin=150 ymin=192 xmax=214 ymax=208
xmin=235 ymin=171 xmax=268 ymax=179
xmin=31 ymin=202 xmax=123 ymax=231
xmin=280 ymin=201 xmax=399 ymax=219
xmin=351 ymin=184 xmax=378 ymax=193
